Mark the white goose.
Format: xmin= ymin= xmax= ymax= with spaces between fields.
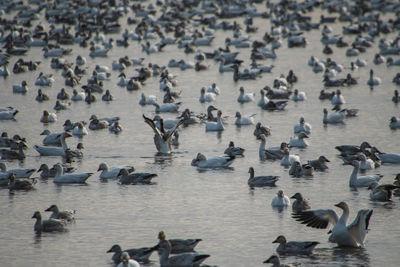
xmin=291 ymin=89 xmax=306 ymax=101
xmin=0 ymin=109 xmax=18 ymax=120
xmin=71 ymin=89 xmax=85 ymax=101
xmin=368 ymin=183 xmax=398 ymax=201
xmin=358 ymin=153 xmax=375 ymax=170
xmin=367 ymin=69 xmax=381 ymax=86
xmin=153 ymin=102 xmax=181 ymax=113
xmin=40 ymin=129 xmax=62 ymax=146
xmin=348 ymin=160 xmax=383 ymax=188
xmin=53 ymin=163 xmax=92 ymax=183
xmin=234 ymin=112 xmax=254 ymax=126
xmin=271 ymin=190 xmax=290 ymax=207
xmin=72 ymin=122 xmax=88 ymax=137
xmin=280 ymin=148 xmax=300 ymax=167
xmin=289 ymin=132 xmax=309 ymax=148
xmin=331 ymin=89 xmax=345 ymax=105
xmin=34 ymin=132 xmax=71 ymax=156
xmin=323 ymin=108 xmax=345 ymax=124
xmin=257 ymin=89 xmax=270 ymax=107
xmin=199 ymin=87 xmax=216 ymax=103
xmin=292 ymin=202 xmax=373 ymax=248
xmin=40 ymin=110 xmax=57 ymax=123
xmin=0 ymin=162 xmax=35 ymax=178
xmin=237 ymin=87 xmax=255 ymax=103
xmin=13 ymin=80 xmax=28 ymax=93
xmin=247 ymin=167 xmax=278 ymax=187
xmin=294 ymin=117 xmax=311 ymax=135
xmin=191 ymin=153 xmax=234 ymax=168
xmin=139 ymin=93 xmax=157 ymax=106
xmin=143 ymin=114 xmax=185 ymax=154
xmin=97 ymin=162 xmax=135 ymax=179
xmin=205 ymin=110 xmax=224 ymax=131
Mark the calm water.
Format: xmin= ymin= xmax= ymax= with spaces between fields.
xmin=1 ymin=1 xmax=400 ymax=266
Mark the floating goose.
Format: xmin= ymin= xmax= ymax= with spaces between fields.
xmin=247 ymin=167 xmax=278 ymax=187
xmin=293 ymin=117 xmax=311 ymax=135
xmin=237 ymin=87 xmax=255 ymax=103
xmin=258 ymin=134 xmax=286 ymax=160
xmin=323 ymin=108 xmax=345 ymax=124
xmin=254 ymin=122 xmax=271 ymax=138
xmin=280 ymin=148 xmax=300 ymax=167
xmin=272 ymin=235 xmax=319 ymax=255
xmin=335 ymin=141 xmax=371 ymax=157
xmin=118 ymin=169 xmax=157 ymax=185
xmin=271 ymin=190 xmax=290 ymax=207
xmin=289 ymin=161 xmax=313 ymax=177
xmin=358 ymin=153 xmax=375 ymax=170
xmin=224 ymin=141 xmax=245 ymax=157
xmin=139 ymin=93 xmax=157 ymax=105
xmin=7 ymin=173 xmax=36 ymax=191
xmin=291 ymin=89 xmax=306 ymax=101
xmin=89 ymin=114 xmax=119 ymax=125
xmin=348 ymin=160 xmax=383 ymax=188
xmin=118 ymin=252 xmax=140 ymax=267
xmin=235 ymin=111 xmax=255 ymax=126
xmin=53 ymin=163 xmax=92 ymax=184
xmin=367 ymin=69 xmax=381 ymax=86
xmin=89 ymin=119 xmax=108 ymax=130
xmin=153 ymin=102 xmax=181 ymax=113
xmin=72 ymin=122 xmax=88 ymax=137
xmin=191 ymin=153 xmax=234 ymax=168
xmin=34 ymin=132 xmax=71 ymax=156
xmin=257 ymin=89 xmax=270 ymax=107
xmin=199 ymin=87 xmax=216 ymax=103
xmin=40 ymin=110 xmax=57 ymax=123
xmin=0 ymin=109 xmax=18 ymax=120
xmin=368 ymin=184 xmax=398 ymax=201
xmin=292 ymin=202 xmax=373 ymax=247
xmin=107 ymin=244 xmax=154 ymax=264
xmin=307 ymin=156 xmax=330 ymax=171
xmin=205 ymin=110 xmax=224 ymax=131
xmin=97 ymin=162 xmax=135 ymax=179
xmin=143 ymin=114 xmax=185 ymax=154
xmin=45 ymin=204 xmax=75 ymax=222
xmin=263 ymin=254 xmax=296 ymax=266
xmin=32 ymin=211 xmax=66 ymax=234
xmin=0 ymin=162 xmax=35 ymax=178
xmin=0 ymin=142 xmax=25 ymax=160
xmin=291 ymin=193 xmax=311 ymax=212
xmin=289 ymin=132 xmax=309 ymax=148
xmin=389 ymin=116 xmax=400 ymax=129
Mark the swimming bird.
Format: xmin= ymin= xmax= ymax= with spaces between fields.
xmin=272 ymin=235 xmax=319 ymax=255
xmin=0 ymin=142 xmax=25 ymax=160
xmin=45 ymin=204 xmax=75 ymax=222
xmin=323 ymin=108 xmax=345 ymax=124
xmin=191 ymin=153 xmax=234 ymax=168
xmin=199 ymin=87 xmax=216 ymax=103
xmin=107 ymin=244 xmax=154 ymax=264
xmin=53 ymin=163 xmax=92 ymax=184
xmin=263 ymin=254 xmax=296 ymax=266
xmin=34 ymin=132 xmax=71 ymax=156
xmin=40 ymin=110 xmax=57 ymax=123
xmin=205 ymin=110 xmax=224 ymax=131
xmin=292 ymin=201 xmax=373 ymax=247
xmin=367 ymin=69 xmax=381 ymax=86
xmin=118 ymin=169 xmax=157 ymax=185
xmin=155 ymin=232 xmax=210 ymax=267
xmin=89 ymin=118 xmax=108 ymax=130
xmin=280 ymin=148 xmax=300 ymax=167
xmin=390 ymin=116 xmax=400 ymax=129
xmin=291 ymin=192 xmax=311 ymax=211
xmin=97 ymin=162 xmax=135 ymax=179
xmin=32 ymin=211 xmax=66 ymax=234
xmin=237 ymin=87 xmax=255 ymax=103
xmin=289 ymin=132 xmax=309 ymax=148
xmin=307 ymin=156 xmax=330 ymax=171
xmin=293 ymin=117 xmax=311 ymax=135
xmin=289 ymin=161 xmax=313 ymax=177
xmin=224 ymin=141 xmax=245 ymax=157
xmin=291 ymin=89 xmax=306 ymax=101
xmin=247 ymin=167 xmax=278 ymax=187
xmin=254 ymin=122 xmax=271 ymax=138
xmin=271 ymin=190 xmax=290 ymax=207
xmin=235 ymin=111 xmax=255 ymax=125
xmin=35 ymin=89 xmax=50 ymax=102
xmin=0 ymin=109 xmax=18 ymax=120
xmin=143 ymin=114 xmax=185 ymax=154
xmin=358 ymin=153 xmax=375 ymax=170
xmin=153 ymin=102 xmax=181 ymax=113
xmin=348 ymin=160 xmax=383 ymax=188
xmin=371 ymin=147 xmax=400 ymax=164
xmin=335 ymin=142 xmax=372 ymax=157
xmin=12 ymin=80 xmax=28 ymax=93
xmin=0 ymin=162 xmax=35 ymax=178
xmin=117 ymin=252 xmax=140 ymax=267
xmin=139 ymin=93 xmax=157 ymax=106
xmin=331 ymin=89 xmax=345 ymax=105
xmin=258 ymin=134 xmax=286 ymax=160
xmin=89 ymin=114 xmax=119 ymax=125
xmin=257 ymin=89 xmax=270 ymax=107
xmin=368 ymin=183 xmax=398 ymax=201
xmin=72 ymin=122 xmax=88 ymax=137
xmin=7 ymin=173 xmax=36 ymax=191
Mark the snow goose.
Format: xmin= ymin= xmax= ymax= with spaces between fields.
xmin=289 ymin=161 xmax=313 ymax=177
xmin=237 ymin=87 xmax=255 ymax=103
xmin=71 ymin=89 xmax=85 ymax=101
xmin=224 ymin=141 xmax=245 ymax=157
xmin=191 ymin=153 xmax=234 ymax=168
xmin=0 ymin=109 xmax=18 ymax=120
xmin=235 ymin=112 xmax=254 ymax=126
xmin=37 ymin=164 xmax=58 ymax=179
xmin=292 ymin=201 xmax=373 ymax=247
xmin=53 ymin=163 xmax=92 ymax=184
xmin=291 ymin=89 xmax=306 ymax=101
xmin=271 ymin=190 xmax=290 ymax=207
xmin=323 ymin=108 xmax=345 ymax=124
xmin=258 ymin=89 xmax=270 ymax=107
xmin=107 ymin=244 xmax=154 ymax=264
xmin=32 ymin=211 xmax=66 ymax=234
xmin=331 ymin=89 xmax=345 ymax=105
xmin=367 ymin=69 xmax=381 ymax=86
xmin=45 ymin=204 xmax=75 ymax=222
xmin=97 ymin=162 xmax=135 ymax=179
xmin=139 ymin=93 xmax=157 ymax=105
xmin=371 ymin=147 xmax=400 ymax=164
xmin=7 ymin=173 xmax=36 ymax=191
xmin=156 ymin=233 xmax=210 ymax=267
xmin=368 ymin=183 xmax=398 ymax=201
xmin=0 ymin=162 xmax=35 ymax=178
xmin=143 ymin=114 xmax=185 ymax=154
xmin=272 ymin=235 xmax=319 ymax=255
xmin=75 ymin=55 xmax=86 ymax=66
xmin=207 ymin=83 xmax=220 ymax=95
xmin=294 ymin=117 xmax=311 ymax=135
xmin=205 ymin=110 xmax=224 ymax=131
xmin=291 ymin=193 xmax=311 ymax=212
xmin=258 ymin=135 xmax=286 ymax=160
xmin=34 ymin=132 xmax=71 ymax=156
xmin=153 ymin=102 xmax=181 ymax=113
xmin=289 ymin=132 xmax=309 ymax=148
xmin=280 ymin=148 xmax=300 ymax=167
xmin=205 ymin=105 xmax=218 ymax=122
xmin=199 ymin=87 xmax=216 ymax=103
xmin=12 ymin=80 xmax=28 ymax=93
xmin=263 ymin=254 xmax=296 ymax=266
xmin=358 ymin=154 xmax=375 ymax=170
xmin=72 ymin=122 xmax=88 ymax=137
xmin=53 ymin=100 xmax=67 ymax=111
xmin=117 ymin=252 xmax=140 ymax=267
xmin=389 ymin=116 xmax=400 ymax=129
xmin=247 ymin=167 xmax=278 ymax=187
xmin=40 ymin=110 xmax=57 ymax=123
xmin=307 ymin=156 xmax=330 ymax=171
xmin=34 ymin=72 xmax=54 ymax=86
xmin=348 ymin=160 xmax=383 ymax=188
xmin=118 ymin=169 xmax=157 ymax=185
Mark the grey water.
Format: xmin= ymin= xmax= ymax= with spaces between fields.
xmin=1 ymin=1 xmax=400 ymax=266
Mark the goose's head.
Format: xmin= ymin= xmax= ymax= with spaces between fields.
xmin=334 ymin=201 xmax=348 ymax=210
xmin=235 ymin=112 xmax=241 ymax=118
xmin=290 ymin=192 xmax=303 ymax=200
xmin=158 ymin=231 xmax=166 ymax=241
xmin=32 ymin=211 xmax=41 ymax=220
xmin=37 ymin=164 xmax=49 ymax=173
xmin=107 ymin=244 xmax=122 ymax=253
xmin=319 ymin=155 xmax=330 ymax=162
xmin=272 ymin=235 xmax=287 ymax=244
xmin=97 ymin=162 xmax=108 ymax=171
xmin=277 ymin=190 xmax=284 ymax=198
xmin=263 ymin=254 xmax=280 ymax=264
xmin=45 ymin=204 xmax=58 ymax=212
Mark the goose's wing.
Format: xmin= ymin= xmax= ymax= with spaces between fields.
xmin=169 ymin=253 xmax=210 ymax=266
xmin=347 ymin=209 xmax=373 ymax=246
xmin=292 ymin=209 xmax=339 ymax=229
xmin=169 ymin=239 xmax=202 ymax=253
xmin=143 ymin=114 xmax=162 ymax=137
xmin=164 ymin=117 xmax=185 ymax=141
xmin=43 ymin=218 xmax=66 ymax=231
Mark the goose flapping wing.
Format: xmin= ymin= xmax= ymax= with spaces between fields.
xmin=347 ymin=209 xmax=373 ymax=246
xmin=292 ymin=209 xmax=339 ymax=229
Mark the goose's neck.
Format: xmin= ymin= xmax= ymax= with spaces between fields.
xmin=259 ymin=140 xmax=266 ymax=160
xmin=349 ymin=164 xmax=359 ymax=186
xmin=249 ymin=169 xmax=254 ymax=179
xmin=61 ymin=136 xmax=69 ymax=150
xmin=338 ymin=205 xmax=350 ymax=225
xmin=159 ymin=248 xmax=170 ymax=266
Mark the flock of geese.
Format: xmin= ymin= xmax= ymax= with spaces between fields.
xmin=1 ymin=0 xmax=400 ymax=266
